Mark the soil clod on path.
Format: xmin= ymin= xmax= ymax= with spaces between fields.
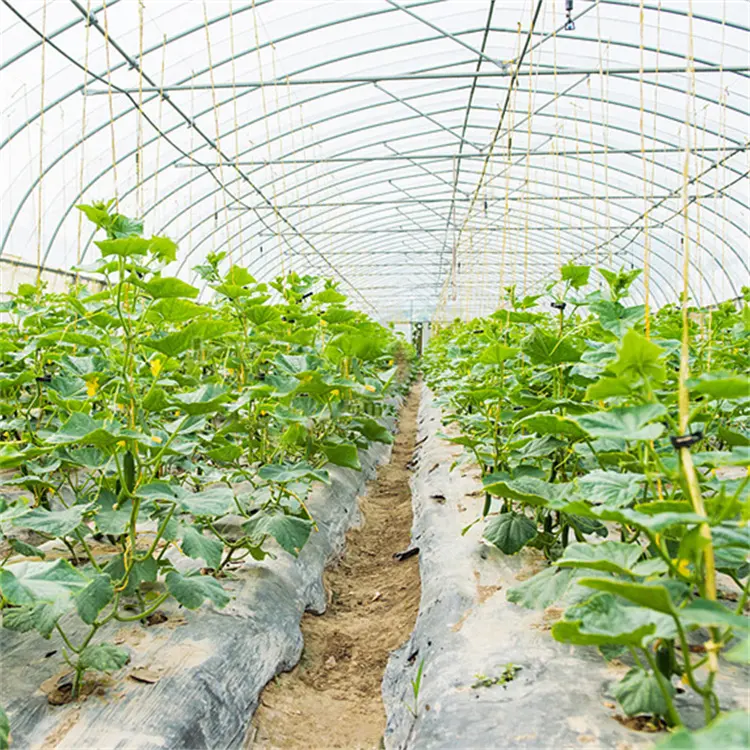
xmin=250 ymin=384 xmax=422 ymax=750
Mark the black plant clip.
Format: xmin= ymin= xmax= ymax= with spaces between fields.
xmin=670 ymin=431 xmax=703 ymax=450
xmin=551 ymin=301 xmax=566 ymax=311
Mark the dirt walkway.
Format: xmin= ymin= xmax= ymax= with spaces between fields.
xmin=249 ymin=384 xmax=422 ymax=750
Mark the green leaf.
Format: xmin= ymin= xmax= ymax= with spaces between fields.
xmin=44 ymin=412 xmax=127 ymax=447
xmin=143 ymin=320 xmax=233 ymax=358
xmin=171 ymin=384 xmax=230 ymax=415
xmin=483 ymin=475 xmax=572 ymax=507
xmin=312 ymin=288 xmax=347 ymax=304
xmin=556 ymin=541 xmax=644 ymax=576
xmin=151 ymin=297 xmax=209 ymax=323
xmin=9 ymin=538 xmax=46 ymax=559
xmin=140 ymin=277 xmax=199 ymax=300
xmin=149 ymin=236 xmax=178 ymax=263
xmin=689 ymin=372 xmax=749 ymax=401
xmin=179 ymin=486 xmax=235 ymax=516
xmin=75 ymin=574 xmax=115 ymax=625
xmin=483 ymin=512 xmax=538 ymax=554
xmin=516 ymin=412 xmax=587 ymax=439
xmin=323 ymin=442 xmax=362 ymax=471
xmin=578 ymin=578 xmax=676 ymax=615
xmin=13 ymin=504 xmax=89 ymax=537
xmin=552 ymin=618 xmax=656 ymax=647
xmin=523 ymin=329 xmax=583 ymax=365
xmin=578 ymin=470 xmax=645 ymax=508
xmin=95 ymin=236 xmax=151 ymax=257
xmin=243 ymin=512 xmax=313 ymax=557
xmin=246 ymin=305 xmax=281 ymax=326
xmin=614 ymin=667 xmax=674 ymax=717
xmin=478 ymin=343 xmax=520 ymax=365
xmin=353 ymin=417 xmax=394 ymax=444
xmin=608 ymin=328 xmax=666 ymax=383
xmin=585 ymin=375 xmax=633 ymax=400
xmin=0 ymin=559 xmax=87 ymax=605
xmin=724 ymin=636 xmax=750 ymax=665
xmin=507 ymin=567 xmax=578 ymax=609
xmin=79 ymin=643 xmax=130 ymax=673
xmin=165 ymin=570 xmax=230 ymax=610
xmin=678 ymin=599 xmax=750 ymax=631
xmin=0 ymin=704 xmax=10 ymax=750
xmin=258 ymin=462 xmax=330 ymax=485
xmin=180 ymin=525 xmax=224 ymax=569
xmin=574 ymin=403 xmax=666 ymax=441
xmin=561 ymin=263 xmax=591 ymax=289
xmin=589 ymin=300 xmax=644 ymax=337
xmin=654 ymin=712 xmax=750 ymax=750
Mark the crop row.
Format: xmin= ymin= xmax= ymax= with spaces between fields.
xmin=0 ymin=200 xmax=412 ymax=743
xmin=423 ymin=265 xmax=749 ymax=747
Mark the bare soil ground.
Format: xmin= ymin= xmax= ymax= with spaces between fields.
xmin=249 ymin=384 xmax=422 ymax=750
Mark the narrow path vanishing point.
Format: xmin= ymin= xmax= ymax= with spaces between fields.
xmin=249 ymin=383 xmax=422 ymax=750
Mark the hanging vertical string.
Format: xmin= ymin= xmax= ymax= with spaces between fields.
xmin=718 ymin=0 xmax=728 ymax=302
xmin=552 ymin=0 xmax=562 ymax=275
xmin=586 ymin=77 xmax=599 ymax=260
xmin=229 ymin=0 xmax=240 ymax=265
xmin=522 ymin=7 xmax=536 ymax=297
xmin=35 ymin=0 xmax=48 ymax=284
xmin=136 ymin=0 xmax=145 ymax=217
xmin=202 ymin=2 xmax=233 ymax=260
xmin=101 ymin=0 xmax=119 ymax=210
xmin=271 ymin=43 xmax=292 ymax=275
xmin=639 ymin=0 xmax=652 ymax=335
xmin=499 ymin=21 xmax=524 ymax=307
xmin=678 ymin=2 xmax=719 ymax=676
xmin=188 ymin=70 xmax=197 ymax=257
xmin=152 ymin=34 xmax=167 ymax=209
xmin=75 ymin=0 xmax=93 ymax=277
xmin=251 ymin=0 xmax=285 ymax=275
xmin=603 ymin=40 xmax=613 ymax=266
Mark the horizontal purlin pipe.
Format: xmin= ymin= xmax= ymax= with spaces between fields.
xmin=222 ymin=195 xmax=696 ymax=207
xmin=173 ymin=145 xmax=744 ymax=166
xmin=253 ymin=225 xmax=656 ymax=234
xmin=82 ymin=66 xmax=750 ymax=93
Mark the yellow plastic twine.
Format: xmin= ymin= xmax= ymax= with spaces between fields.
xmin=203 ymin=2 xmax=233 ymax=261
xmin=75 ymin=0 xmax=93 ymax=279
xmin=101 ymin=0 xmax=119 ymax=210
xmin=678 ymin=0 xmax=719 ymax=673
xmin=35 ymin=0 xmax=48 ymax=286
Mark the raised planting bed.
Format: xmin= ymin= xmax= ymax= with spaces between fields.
xmin=2 ymin=432 xmax=395 ymax=749
xmin=382 ymin=386 xmax=749 ymax=750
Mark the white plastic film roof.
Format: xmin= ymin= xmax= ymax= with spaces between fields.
xmin=1 ymin=0 xmax=749 ymax=321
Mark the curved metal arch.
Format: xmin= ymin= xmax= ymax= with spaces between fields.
xmin=142 ymin=79 xmax=747 ymax=250
xmin=29 ymin=10 xmax=749 ymax=270
xmin=191 ymin=176 xmax=690 ymax=310
xmin=175 ymin=155 xmax=736 ymax=310
xmin=21 ymin=7 xmax=750 ymax=263
xmin=163 ymin=110 xmax=747 ymax=304
xmin=2 ymin=3 xmax=748 ymax=318
xmin=149 ymin=100 xmax=746 ymax=284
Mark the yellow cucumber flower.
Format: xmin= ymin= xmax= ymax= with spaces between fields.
xmin=86 ymin=377 xmax=100 ymax=398
xmin=150 ymin=358 xmax=163 ymax=378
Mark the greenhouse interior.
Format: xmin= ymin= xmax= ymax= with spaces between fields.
xmin=0 ymin=1 xmax=749 ymax=748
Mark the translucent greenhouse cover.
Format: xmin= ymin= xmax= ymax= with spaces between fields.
xmin=1 ymin=0 xmax=748 ymax=322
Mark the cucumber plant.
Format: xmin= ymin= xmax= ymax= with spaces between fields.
xmin=424 ymin=265 xmax=749 ymax=739
xmin=0 ymin=200 xmax=413 ymax=701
